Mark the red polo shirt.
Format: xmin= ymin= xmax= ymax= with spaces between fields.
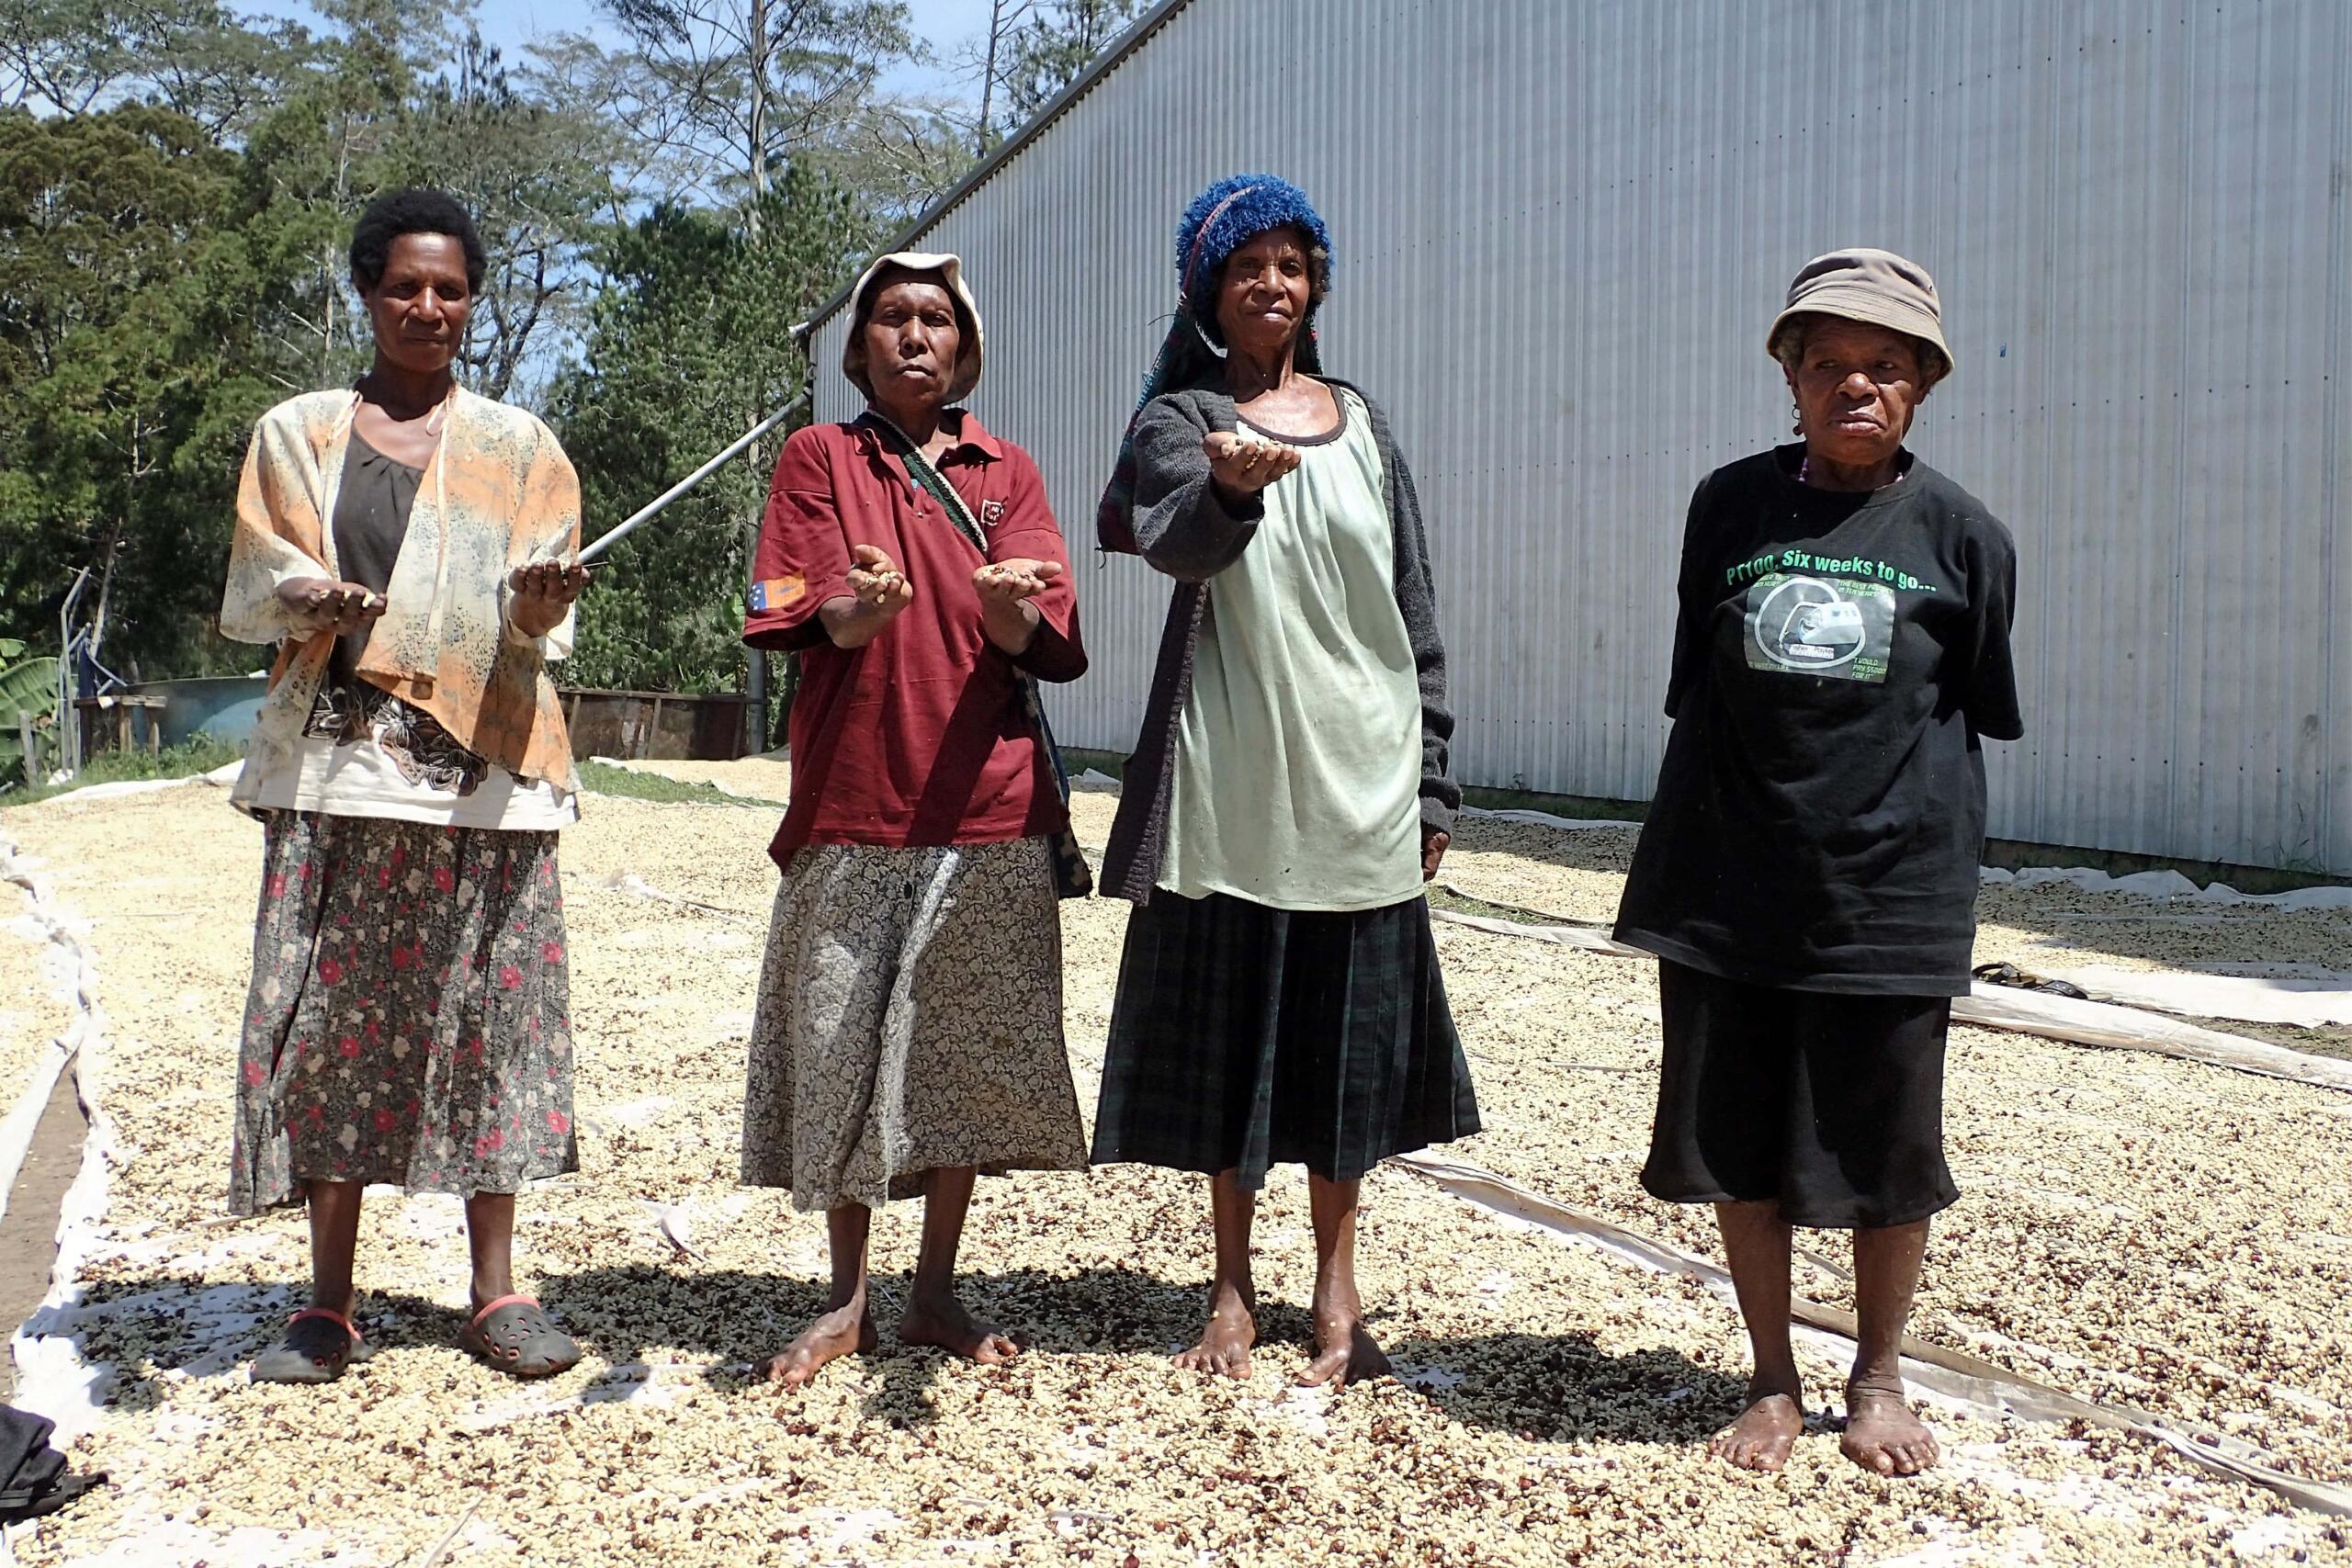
xmin=744 ymin=412 xmax=1085 ymax=868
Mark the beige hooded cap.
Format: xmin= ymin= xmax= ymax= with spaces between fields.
xmin=842 ymin=250 xmax=985 ymax=404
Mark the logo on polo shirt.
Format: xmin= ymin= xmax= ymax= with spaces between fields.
xmin=978 ymin=499 xmax=1007 ymax=530
xmin=750 ymin=574 xmax=806 ymax=612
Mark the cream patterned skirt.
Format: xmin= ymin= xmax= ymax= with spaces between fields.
xmin=228 ymin=810 xmax=577 ymax=1215
xmin=741 ymin=836 xmax=1087 ymax=1212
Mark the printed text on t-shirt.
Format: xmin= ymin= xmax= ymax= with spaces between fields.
xmin=1725 ymin=549 xmax=1939 ymax=592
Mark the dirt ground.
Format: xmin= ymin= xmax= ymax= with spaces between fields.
xmin=0 ymin=764 xmax=2346 ymax=1566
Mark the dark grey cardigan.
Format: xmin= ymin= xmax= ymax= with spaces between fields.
xmin=1098 ymin=379 xmax=1459 ymax=904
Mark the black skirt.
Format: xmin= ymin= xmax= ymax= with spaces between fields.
xmin=1642 ymin=959 xmax=1959 ymax=1229
xmin=1091 ymin=889 xmax=1480 ymax=1189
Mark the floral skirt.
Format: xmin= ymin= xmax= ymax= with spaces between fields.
xmin=227 ymin=810 xmax=578 ymax=1214
xmin=742 ymin=837 xmax=1087 ymax=1213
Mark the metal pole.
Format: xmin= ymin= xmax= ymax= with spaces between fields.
xmin=57 ymin=566 xmax=88 ymax=775
xmin=745 ymin=612 xmax=767 ymax=757
xmin=577 ymin=392 xmax=810 ymax=565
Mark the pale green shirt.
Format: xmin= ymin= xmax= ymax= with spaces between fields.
xmin=1159 ymin=388 xmax=1424 ymax=911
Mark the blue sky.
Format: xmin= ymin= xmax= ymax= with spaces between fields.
xmin=244 ymin=0 xmax=998 ymax=100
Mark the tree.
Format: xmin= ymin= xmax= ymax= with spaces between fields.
xmin=388 ymin=28 xmax=617 ymax=401
xmin=820 ymin=93 xmax=973 ymax=225
xmin=231 ymin=5 xmax=605 ymax=402
xmin=0 ymin=0 xmax=316 ymax=139
xmin=973 ymin=0 xmax=1136 ymax=148
xmin=235 ymin=0 xmax=448 ymax=389
xmin=550 ymin=166 xmax=865 ymax=694
xmin=0 ymin=105 xmax=275 ymax=675
xmin=562 ymin=0 xmax=915 ymax=210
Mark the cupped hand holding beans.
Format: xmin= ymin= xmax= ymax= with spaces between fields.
xmin=277 ymin=577 xmax=388 ymax=637
xmin=847 ymin=544 xmax=914 ymax=617
xmin=972 ymin=558 xmax=1062 ymax=607
xmin=1204 ymin=430 xmax=1302 ymax=496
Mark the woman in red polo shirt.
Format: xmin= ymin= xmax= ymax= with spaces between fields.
xmin=740 ymin=251 xmax=1089 ymax=1387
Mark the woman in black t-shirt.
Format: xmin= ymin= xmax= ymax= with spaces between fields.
xmin=1614 ymin=250 xmax=2021 ymax=1480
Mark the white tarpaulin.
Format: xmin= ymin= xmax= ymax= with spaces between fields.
xmin=1427 ymin=901 xmax=2352 ymax=1095
xmin=1982 ymin=864 xmax=2352 ymax=911
xmin=2033 ymin=964 xmax=2352 ymax=1029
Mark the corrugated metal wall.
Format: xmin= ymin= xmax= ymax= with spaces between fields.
xmin=811 ymin=0 xmax=2352 ymax=874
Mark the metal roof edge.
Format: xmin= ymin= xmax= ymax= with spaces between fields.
xmin=797 ymin=0 xmax=1197 ymax=339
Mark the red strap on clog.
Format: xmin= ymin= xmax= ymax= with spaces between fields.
xmin=468 ymin=1292 xmax=540 ymax=1330
xmin=287 ymin=1306 xmax=362 ymax=1343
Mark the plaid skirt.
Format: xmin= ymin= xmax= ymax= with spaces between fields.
xmin=1092 ymin=889 xmax=1479 ymax=1189
xmin=228 ymin=810 xmax=578 ymax=1215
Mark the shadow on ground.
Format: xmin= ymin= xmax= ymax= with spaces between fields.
xmin=49 ymin=1261 xmax=1748 ymax=1450
xmin=539 ymin=1262 xmax=1748 ymax=1446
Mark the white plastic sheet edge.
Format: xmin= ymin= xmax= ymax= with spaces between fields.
xmin=0 ymin=829 xmax=126 ymax=1446
xmin=0 ymin=843 xmax=85 ymax=1223
xmin=1980 ymin=863 xmax=2352 ymax=911
xmin=1427 ymin=906 xmax=2352 ymax=1094
xmin=1389 ymin=1152 xmax=2352 ymax=1517
xmin=1951 ymin=987 xmax=2352 ymax=1090
xmin=1461 ymin=806 xmax=1644 ymax=831
xmin=2021 ymin=964 xmax=2352 ymax=1030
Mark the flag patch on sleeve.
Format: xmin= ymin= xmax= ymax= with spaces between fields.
xmin=750 ymin=574 xmax=806 ymax=612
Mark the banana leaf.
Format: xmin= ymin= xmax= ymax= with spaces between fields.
xmin=0 ymin=657 xmax=61 ymax=773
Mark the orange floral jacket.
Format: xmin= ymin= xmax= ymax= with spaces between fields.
xmin=220 ymin=388 xmax=582 ymax=808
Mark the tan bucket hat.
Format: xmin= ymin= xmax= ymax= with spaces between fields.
xmin=842 ymin=250 xmax=985 ymax=402
xmin=1766 ymin=247 xmax=1953 ymax=381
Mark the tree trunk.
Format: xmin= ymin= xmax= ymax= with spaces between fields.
xmin=745 ymin=0 xmax=770 ymax=221
xmin=322 ymin=115 xmax=353 ymax=384
xmin=89 ymin=525 xmax=119 ymax=664
xmin=978 ymin=0 xmax=1007 ymax=154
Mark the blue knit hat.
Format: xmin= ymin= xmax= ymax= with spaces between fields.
xmin=1173 ymin=174 xmax=1335 ymax=342
xmin=1097 ymin=175 xmax=1334 ymax=552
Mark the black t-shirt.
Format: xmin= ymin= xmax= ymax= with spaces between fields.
xmin=1613 ymin=445 xmax=2023 ymax=997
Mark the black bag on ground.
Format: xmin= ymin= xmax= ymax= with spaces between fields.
xmin=0 ymin=1404 xmax=103 ymax=1521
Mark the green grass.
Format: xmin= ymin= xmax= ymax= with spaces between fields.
xmin=576 ymin=761 xmax=785 ymax=809
xmin=0 ymin=734 xmax=244 ymax=808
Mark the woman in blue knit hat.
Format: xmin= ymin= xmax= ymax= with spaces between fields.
xmin=1092 ymin=175 xmax=1479 ymax=1388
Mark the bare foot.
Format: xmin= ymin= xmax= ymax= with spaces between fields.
xmin=898 ymin=1292 xmax=1019 ymax=1365
xmin=1840 ymin=1380 xmax=1939 ymax=1476
xmin=1709 ymin=1384 xmax=1805 ymax=1472
xmin=1174 ymin=1282 xmax=1256 ymax=1379
xmin=1297 ymin=1312 xmax=1391 ymax=1389
xmin=759 ymin=1302 xmax=877 ymax=1389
